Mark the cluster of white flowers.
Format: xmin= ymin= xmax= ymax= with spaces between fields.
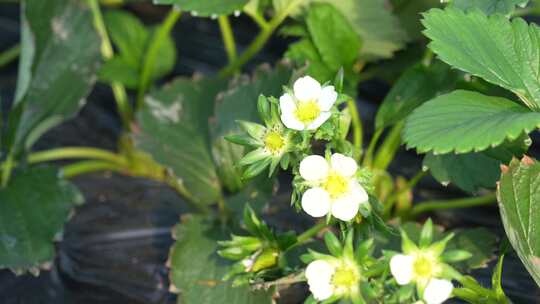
xmin=390 ymin=252 xmax=454 ymax=304
xmin=299 ymin=153 xmax=368 ymax=221
xmin=279 ymin=76 xmax=337 ymax=131
xmin=305 ymin=259 xmax=360 ymax=301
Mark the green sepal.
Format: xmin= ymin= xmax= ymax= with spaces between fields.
xmin=238 ymin=148 xmax=269 ymax=166
xmin=419 ymin=218 xmax=434 ymax=248
xmin=224 ymin=134 xmax=262 ymax=147
xmin=237 ymin=120 xmax=266 ymax=139
xmin=242 ymin=157 xmax=271 ymax=179
xmin=441 ymin=250 xmax=473 ymax=263
xmin=400 ymin=229 xmax=418 ymax=254
xmin=324 ymin=231 xmax=343 ymax=257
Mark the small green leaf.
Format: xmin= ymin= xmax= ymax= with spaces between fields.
xmin=449 ymin=0 xmax=529 ymax=15
xmin=419 ymin=218 xmax=433 ymax=248
xmin=169 ymin=216 xmax=273 ymax=303
xmin=154 ymin=0 xmax=249 ymax=17
xmin=0 ymin=167 xmax=83 ymax=272
xmin=497 ymin=156 xmax=540 ymax=286
xmin=422 ymin=8 xmax=540 ymax=110
xmin=134 ymin=77 xmax=228 ymax=205
xmin=10 ymin=0 xmax=101 ymax=151
xmin=404 ymin=90 xmax=540 ymax=154
xmin=324 ymin=232 xmax=343 ymax=256
xmin=98 ymin=57 xmax=140 ymax=88
xmin=375 ymin=60 xmax=458 ymax=130
xmin=104 ymin=9 xmax=147 ymax=66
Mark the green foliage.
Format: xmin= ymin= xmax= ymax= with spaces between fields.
xmin=423 ymin=152 xmax=500 ymax=192
xmin=375 ymin=60 xmax=458 ymax=130
xmin=99 ymin=10 xmax=176 ymax=89
xmin=169 ymin=215 xmax=273 ymax=303
xmin=449 ymin=0 xmax=529 ymax=15
xmin=211 ymin=65 xmax=292 ymax=191
xmin=403 ymin=90 xmax=540 ymax=154
xmin=422 ymin=8 xmax=540 ymax=110
xmin=497 ymin=156 xmax=540 ymax=286
xmin=285 ymin=3 xmax=360 ymax=91
xmin=154 ymin=0 xmax=249 ymax=17
xmin=0 ymin=167 xmax=83 ymax=272
xmin=134 ymin=77 xmax=228 ymax=205
xmin=8 ymin=0 xmax=100 ymax=152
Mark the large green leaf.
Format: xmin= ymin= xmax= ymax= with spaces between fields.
xmin=319 ymin=0 xmax=408 ymax=60
xmin=449 ymin=0 xmax=529 ymax=15
xmin=99 ymin=10 xmax=176 ymax=89
xmin=497 ymin=156 xmax=540 ymax=286
xmin=423 ymin=152 xmax=500 ymax=192
xmin=154 ymin=0 xmax=249 ymax=17
xmin=134 ymin=78 xmax=227 ymax=205
xmin=375 ymin=60 xmax=458 ymax=130
xmin=211 ymin=65 xmax=292 ymax=192
xmin=422 ymin=8 xmax=540 ymax=110
xmin=403 ymin=90 xmax=540 ymax=154
xmin=10 ymin=0 xmax=100 ymax=151
xmin=169 ymin=215 xmax=273 ymax=303
xmin=0 ymin=167 xmax=84 ymax=272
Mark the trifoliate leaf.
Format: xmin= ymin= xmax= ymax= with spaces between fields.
xmin=449 ymin=0 xmax=529 ymax=15
xmin=497 ymin=156 xmax=540 ymax=286
xmin=404 ymin=90 xmax=540 ymax=154
xmin=422 ymin=8 xmax=540 ymax=110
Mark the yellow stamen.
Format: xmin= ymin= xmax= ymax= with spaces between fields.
xmin=264 ymin=131 xmax=285 ymax=154
xmin=294 ymin=100 xmax=320 ymax=124
xmin=323 ymin=172 xmax=349 ymax=198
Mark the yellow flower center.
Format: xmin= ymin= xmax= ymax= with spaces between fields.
xmin=264 ymin=131 xmax=285 ymax=154
xmin=294 ymin=100 xmax=321 ymax=124
xmin=323 ymin=172 xmax=349 ymax=198
xmin=332 ymin=264 xmax=360 ymax=290
xmin=413 ymin=255 xmax=435 ymax=279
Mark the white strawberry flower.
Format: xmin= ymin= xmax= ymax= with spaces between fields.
xmin=305 ymin=258 xmax=360 ymax=301
xmin=279 ymin=76 xmax=337 ymax=131
xmin=390 ymin=251 xmax=453 ymax=304
xmin=299 ymin=153 xmax=368 ymax=221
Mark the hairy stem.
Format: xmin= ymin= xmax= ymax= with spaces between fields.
xmin=409 ymin=193 xmax=496 ymax=217
xmin=87 ymin=0 xmax=132 ymax=128
xmin=219 ymin=0 xmax=306 ymax=77
xmin=347 ymin=99 xmax=363 ymax=161
xmin=218 ymin=16 xmax=237 ymax=62
xmin=28 ymin=147 xmax=127 ymax=165
xmin=136 ymin=8 xmax=181 ymax=110
xmin=61 ymin=160 xmax=125 ymax=178
xmin=297 ymin=221 xmax=328 ymax=244
xmin=0 ymin=43 xmax=20 ymax=68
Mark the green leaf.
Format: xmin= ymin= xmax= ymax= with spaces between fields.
xmin=318 ymin=0 xmax=409 ymax=60
xmin=285 ymin=39 xmax=334 ymax=83
xmin=98 ymin=57 xmax=140 ymax=88
xmin=10 ymin=0 xmax=100 ymax=151
xmin=134 ymin=77 xmax=228 ymax=205
xmin=169 ymin=216 xmax=273 ymax=303
xmin=403 ymin=90 xmax=540 ymax=154
xmin=497 ymin=156 xmax=540 ymax=286
xmin=423 ymin=152 xmax=501 ymax=192
xmin=306 ymin=3 xmax=360 ymax=71
xmin=375 ymin=60 xmax=459 ymax=130
xmin=422 ymin=8 xmax=540 ymax=110
xmin=154 ymin=0 xmax=249 ymax=17
xmin=449 ymin=0 xmax=529 ymax=15
xmin=0 ymin=167 xmax=84 ymax=272
xmin=104 ymin=9 xmax=147 ymax=66
xmin=210 ymin=65 xmax=292 ymax=192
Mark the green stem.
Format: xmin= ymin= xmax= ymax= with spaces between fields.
xmin=409 ymin=193 xmax=496 ymax=217
xmin=347 ymin=99 xmax=363 ymax=161
xmin=219 ymin=0 xmax=306 ymax=77
xmin=136 ymin=8 xmax=181 ymax=110
xmin=87 ymin=0 xmax=132 ymax=128
xmin=218 ymin=16 xmax=237 ymax=62
xmin=297 ymin=221 xmax=328 ymax=244
xmin=362 ymin=129 xmax=383 ymax=167
xmin=0 ymin=43 xmax=21 ymax=68
xmin=61 ymin=160 xmax=125 ymax=178
xmin=28 ymin=147 xmax=127 ymax=166
xmin=0 ymin=152 xmax=15 ymax=187
xmin=243 ymin=8 xmax=269 ymax=29
xmin=384 ymin=170 xmax=428 ymax=217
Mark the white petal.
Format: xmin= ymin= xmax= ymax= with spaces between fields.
xmin=424 ymin=279 xmax=453 ymax=304
xmin=279 ymin=93 xmax=296 ymax=114
xmin=330 ymin=153 xmax=357 ymax=177
xmin=331 ymin=196 xmax=360 ymax=221
xmin=302 ymin=188 xmax=331 ymax=218
xmin=293 ymin=76 xmax=322 ymax=102
xmin=305 ymin=260 xmax=334 ymax=283
xmin=349 ymin=181 xmax=369 ymax=204
xmin=390 ymin=254 xmax=414 ymax=285
xmin=306 ymin=111 xmax=331 ymax=130
xmin=309 ymin=281 xmax=334 ymax=301
xmin=281 ymin=113 xmax=305 ymax=130
xmin=299 ymin=155 xmax=329 ymax=181
xmin=318 ymin=86 xmax=338 ymax=111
